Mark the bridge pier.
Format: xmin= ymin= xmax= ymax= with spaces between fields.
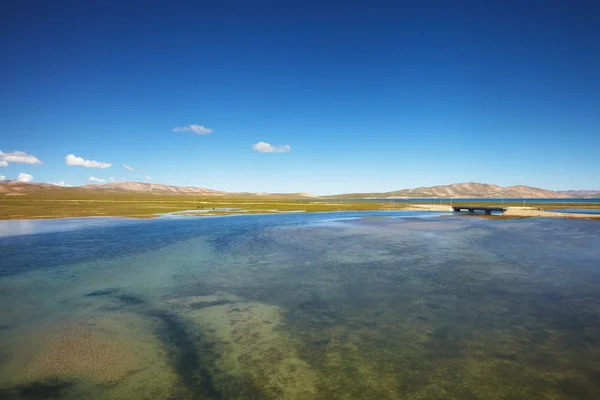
xmin=451 ymin=206 xmax=506 ymax=215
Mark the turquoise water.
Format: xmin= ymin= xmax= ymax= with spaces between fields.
xmin=1 ymin=211 xmax=599 ymax=399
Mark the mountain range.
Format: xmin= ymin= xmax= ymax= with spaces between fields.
xmin=327 ymin=182 xmax=593 ymax=199
xmin=1 ymin=180 xmax=599 ymax=198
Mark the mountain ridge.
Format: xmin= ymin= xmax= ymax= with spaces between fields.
xmin=1 ymin=180 xmax=598 ymax=198
xmin=555 ymin=190 xmax=600 ymax=198
xmin=326 ymin=182 xmax=572 ymax=199
xmin=80 ymin=181 xmax=223 ymax=194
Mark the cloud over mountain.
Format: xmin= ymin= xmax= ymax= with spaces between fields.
xmin=18 ymin=173 xmax=33 ymax=182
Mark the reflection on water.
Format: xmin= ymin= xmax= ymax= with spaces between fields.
xmin=0 ymin=217 xmax=143 ymax=238
xmin=0 ymin=211 xmax=599 ymax=399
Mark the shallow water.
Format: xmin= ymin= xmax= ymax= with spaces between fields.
xmin=1 ymin=211 xmax=599 ymax=399
xmin=549 ymin=208 xmax=600 ymax=215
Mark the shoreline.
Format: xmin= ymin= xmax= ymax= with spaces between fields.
xmin=405 ymin=204 xmax=600 ymax=219
xmin=502 ymin=206 xmax=600 ymax=219
xmin=0 ymin=206 xmax=598 ymax=222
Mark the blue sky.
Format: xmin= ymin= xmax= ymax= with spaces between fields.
xmin=1 ymin=0 xmax=599 ymax=194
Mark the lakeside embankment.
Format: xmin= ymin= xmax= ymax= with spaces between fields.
xmin=408 ymin=204 xmax=600 ymax=219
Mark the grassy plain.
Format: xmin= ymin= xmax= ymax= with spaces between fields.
xmin=0 ymin=189 xmax=598 ymax=220
xmin=0 ymin=192 xmax=397 ymax=220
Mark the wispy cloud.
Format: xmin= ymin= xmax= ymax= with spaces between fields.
xmin=65 ymin=154 xmax=111 ymax=168
xmin=0 ymin=151 xmax=42 ymax=165
xmin=123 ymin=164 xmax=135 ymax=171
xmin=252 ymin=142 xmax=292 ymax=153
xmin=50 ymin=181 xmax=70 ymax=187
xmin=145 ymin=176 xmax=151 ymax=181
xmin=173 ymin=124 xmax=213 ymax=135
xmin=89 ymin=176 xmax=105 ymax=182
xmin=18 ymin=173 xmax=33 ymax=182
xmin=0 ymin=175 xmax=5 ymax=180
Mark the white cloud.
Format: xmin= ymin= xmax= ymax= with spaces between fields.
xmin=0 ymin=151 xmax=42 ymax=165
xmin=89 ymin=176 xmax=106 ymax=182
xmin=18 ymin=173 xmax=33 ymax=182
xmin=65 ymin=154 xmax=111 ymax=168
xmin=0 ymin=175 xmax=5 ymax=180
xmin=173 ymin=124 xmax=213 ymax=135
xmin=123 ymin=164 xmax=135 ymax=171
xmin=145 ymin=176 xmax=151 ymax=181
xmin=50 ymin=181 xmax=70 ymax=187
xmin=252 ymin=141 xmax=292 ymax=153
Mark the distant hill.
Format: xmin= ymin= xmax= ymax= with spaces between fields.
xmin=0 ymin=180 xmax=595 ymax=199
xmin=80 ymin=182 xmax=223 ymax=194
xmin=0 ymin=180 xmax=64 ymax=194
xmin=555 ymin=190 xmax=600 ymax=198
xmin=0 ymin=180 xmax=314 ymax=198
xmin=327 ymin=182 xmax=571 ymax=199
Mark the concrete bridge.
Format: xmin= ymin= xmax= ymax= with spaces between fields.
xmin=452 ymin=206 xmax=506 ymax=215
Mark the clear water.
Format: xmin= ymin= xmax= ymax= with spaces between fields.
xmin=549 ymin=209 xmax=600 ymax=215
xmin=1 ymin=211 xmax=599 ymax=399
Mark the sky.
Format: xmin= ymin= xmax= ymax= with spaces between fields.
xmin=1 ymin=0 xmax=599 ymax=194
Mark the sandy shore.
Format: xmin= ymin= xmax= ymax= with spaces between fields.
xmin=503 ymin=207 xmax=599 ymax=219
xmin=405 ymin=204 xmax=454 ymax=211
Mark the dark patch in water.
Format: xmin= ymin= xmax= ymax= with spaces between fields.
xmin=85 ymin=288 xmax=144 ymax=306
xmin=492 ymin=352 xmax=519 ymax=361
xmin=115 ymin=294 xmax=145 ymax=305
xmin=426 ymin=325 xmax=465 ymax=359
xmin=189 ymin=300 xmax=232 ymax=309
xmin=85 ymin=288 xmax=120 ymax=297
xmin=0 ymin=378 xmax=74 ymax=399
xmin=147 ymin=310 xmax=221 ymax=399
xmin=557 ymin=377 xmax=595 ymax=398
xmin=297 ymin=299 xmax=329 ymax=310
xmin=430 ymin=325 xmax=452 ymax=340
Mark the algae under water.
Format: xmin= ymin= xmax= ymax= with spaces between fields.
xmin=0 ymin=211 xmax=599 ymax=399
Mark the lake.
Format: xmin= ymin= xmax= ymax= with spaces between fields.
xmin=1 ymin=211 xmax=599 ymax=399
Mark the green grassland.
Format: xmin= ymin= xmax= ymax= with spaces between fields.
xmin=0 ymin=191 xmax=398 ymax=220
xmin=1 ymin=188 xmax=598 ymax=220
